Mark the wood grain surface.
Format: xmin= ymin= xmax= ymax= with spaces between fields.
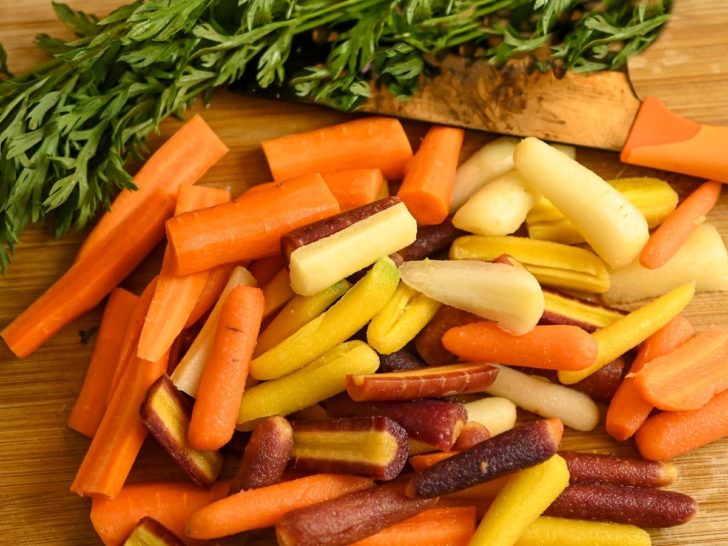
xmin=2 ymin=2 xmax=728 ymax=545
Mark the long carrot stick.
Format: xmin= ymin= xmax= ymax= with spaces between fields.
xmin=249 ymin=254 xmax=287 ymax=287
xmin=185 ymin=474 xmax=373 ymax=539
xmin=137 ymin=185 xmax=231 ymax=362
xmin=633 ymin=328 xmax=728 ymax=411
xmin=635 ymin=388 xmax=728 ymax=461
xmin=166 ymin=173 xmax=340 ymax=276
xmin=184 ymin=264 xmax=235 ymax=328
xmin=261 ymin=117 xmax=412 ymax=181
xmin=90 ymin=480 xmax=229 ymax=546
xmin=398 ymin=126 xmax=464 ymax=225
xmin=67 ymin=288 xmax=139 ymax=438
xmin=322 ymin=169 xmax=387 ymax=211
xmin=77 ymin=115 xmax=228 ymax=260
xmin=640 ymin=181 xmax=722 ymax=269
xmin=443 ymin=321 xmax=598 ymax=371
xmin=1 ymin=189 xmax=176 ymax=358
xmin=606 ymin=314 xmax=694 ymax=441
xmin=188 ymin=285 xmax=264 ymax=451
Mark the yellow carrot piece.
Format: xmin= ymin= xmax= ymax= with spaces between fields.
xmin=468 ymin=455 xmax=570 ymax=546
xmin=261 ymin=268 xmax=295 ymax=319
xmin=514 ymin=516 xmax=651 ymax=546
xmin=254 ymin=279 xmax=351 ymax=356
xmin=250 ymin=257 xmax=399 ymax=380
xmin=237 ymin=341 xmax=379 ymax=430
xmin=559 ymin=282 xmax=695 ymax=385
xmin=367 ymin=283 xmax=441 ymax=355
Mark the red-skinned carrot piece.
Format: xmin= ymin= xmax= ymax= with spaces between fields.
xmin=166 ymin=173 xmax=340 ymax=276
xmin=261 ymin=117 xmax=413 ymax=181
xmin=443 ymin=321 xmax=598 ymax=371
xmin=184 ymin=264 xmax=236 ymax=328
xmin=250 ymin=254 xmax=287 ymax=286
xmin=398 ymin=126 xmax=464 ymax=225
xmin=77 ymin=115 xmax=228 ymax=261
xmin=188 ymin=285 xmax=265 ymax=451
xmin=606 ymin=314 xmax=694 ymax=441
xmin=1 ymin=190 xmax=175 ymax=359
xmin=636 ymin=388 xmax=728 ymax=460
xmin=322 ymin=169 xmax=387 ymax=211
xmin=137 ymin=185 xmax=231 ymax=362
xmin=67 ymin=288 xmax=139 ymax=438
xmin=90 ymin=480 xmax=229 ymax=546
xmin=633 ymin=328 xmax=728 ymax=411
xmin=640 ymin=180 xmax=722 ymax=269
xmin=71 ymin=335 xmax=170 ymax=498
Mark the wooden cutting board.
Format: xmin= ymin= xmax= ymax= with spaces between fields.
xmin=1 ymin=2 xmax=728 ymax=545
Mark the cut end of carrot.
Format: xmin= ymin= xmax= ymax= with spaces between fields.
xmin=545 ymin=418 xmax=564 ymax=447
xmin=399 ymin=190 xmax=450 ymax=226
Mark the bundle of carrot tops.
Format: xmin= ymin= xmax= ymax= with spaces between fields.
xmin=2 ymin=113 xmax=727 ymax=545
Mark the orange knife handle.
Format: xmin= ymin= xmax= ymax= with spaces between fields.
xmin=621 ymin=96 xmax=728 ymax=182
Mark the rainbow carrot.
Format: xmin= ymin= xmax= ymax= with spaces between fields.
xmin=249 ymin=254 xmax=287 ymax=286
xmin=184 ymin=264 xmax=236 ymax=328
xmin=323 ymin=169 xmax=387 ymax=211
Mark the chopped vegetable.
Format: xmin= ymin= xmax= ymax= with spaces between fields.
xmin=184 ymin=264 xmax=236 ymax=328
xmin=514 ymin=517 xmax=651 ymax=546
xmin=559 ymin=451 xmax=678 ymax=488
xmin=323 ymin=169 xmax=387 ymax=211
xmin=121 ymin=516 xmax=186 ymax=546
xmin=462 ymin=397 xmax=518 ymax=438
xmin=249 ymin=254 xmax=287 ymax=287
xmin=261 ymin=268 xmax=295 ymax=319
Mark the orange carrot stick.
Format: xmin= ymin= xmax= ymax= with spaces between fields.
xmin=249 ymin=254 xmax=287 ymax=286
xmin=188 ymin=285 xmax=265 ymax=451
xmin=137 ymin=185 xmax=231 ymax=362
xmin=90 ymin=480 xmax=229 ymax=546
xmin=351 ymin=506 xmax=477 ymax=546
xmin=322 ymin=169 xmax=387 ymax=211
xmin=1 ymin=190 xmax=176 ymax=358
xmin=185 ymin=474 xmax=373 ymax=539
xmin=77 ymin=115 xmax=228 ymax=260
xmin=634 ymin=328 xmax=728 ymax=411
xmin=166 ymin=173 xmax=340 ymax=276
xmin=606 ymin=314 xmax=694 ymax=441
xmin=67 ymin=288 xmax=139 ymax=438
xmin=640 ymin=180 xmax=722 ymax=269
xmin=398 ymin=126 xmax=464 ymax=225
xmin=71 ymin=346 xmax=170 ymax=498
xmin=442 ymin=321 xmax=597 ymax=371
xmin=635 ymin=388 xmax=728 ymax=461
xmin=261 ymin=118 xmax=413 ymax=181
xmin=184 ymin=264 xmax=236 ymax=328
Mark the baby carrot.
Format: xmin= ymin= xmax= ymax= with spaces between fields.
xmin=188 ymin=285 xmax=264 ymax=451
xmin=606 ymin=314 xmax=694 ymax=441
xmin=640 ymin=180 xmax=722 ymax=269
xmin=323 ymin=169 xmax=387 ymax=211
xmin=398 ymin=126 xmax=464 ymax=225
xmin=184 ymin=264 xmax=236 ymax=328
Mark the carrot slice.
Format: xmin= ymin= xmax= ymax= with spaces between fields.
xmin=635 ymin=388 xmax=728 ymax=461
xmin=165 ymin=173 xmax=340 ymax=276
xmin=1 ymin=189 xmax=176 ymax=358
xmin=188 ymin=285 xmax=264 ymax=451
xmin=67 ymin=288 xmax=139 ymax=438
xmin=90 ymin=480 xmax=229 ymax=546
xmin=443 ymin=322 xmax=597 ymax=371
xmin=261 ymin=118 xmax=412 ymax=181
xmin=185 ymin=474 xmax=373 ymax=539
xmin=634 ymin=328 xmax=728 ymax=411
xmin=322 ymin=169 xmax=387 ymax=211
xmin=77 ymin=115 xmax=228 ymax=260
xmin=398 ymin=126 xmax=464 ymax=225
xmin=639 ymin=180 xmax=721 ymax=269
xmin=184 ymin=264 xmax=236 ymax=328
xmin=137 ymin=185 xmax=231 ymax=362
xmin=606 ymin=314 xmax=694 ymax=441
xmin=249 ymin=254 xmax=287 ymax=287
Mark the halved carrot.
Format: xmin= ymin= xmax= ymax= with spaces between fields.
xmin=184 ymin=264 xmax=236 ymax=328
xmin=188 ymin=285 xmax=265 ymax=451
xmin=262 ymin=268 xmax=295 ymax=320
xmin=323 ymin=169 xmax=387 ymax=211
xmin=635 ymin=388 xmax=728 ymax=461
xmin=185 ymin=474 xmax=373 ymax=539
xmin=67 ymin=288 xmax=139 ymax=438
xmin=249 ymin=254 xmax=287 ymax=286
xmin=261 ymin=117 xmax=413 ymax=181
xmin=1 ymin=190 xmax=176 ymax=358
xmin=351 ymin=506 xmax=477 ymax=546
xmin=398 ymin=126 xmax=464 ymax=225
xmin=606 ymin=314 xmax=694 ymax=441
xmin=137 ymin=185 xmax=231 ymax=362
xmin=443 ymin=322 xmax=597 ymax=371
xmin=77 ymin=115 xmax=228 ymax=261
xmin=640 ymin=180 xmax=722 ymax=269
xmin=634 ymin=328 xmax=728 ymax=411
xmin=90 ymin=480 xmax=229 ymax=546
xmin=165 ymin=173 xmax=340 ymax=276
